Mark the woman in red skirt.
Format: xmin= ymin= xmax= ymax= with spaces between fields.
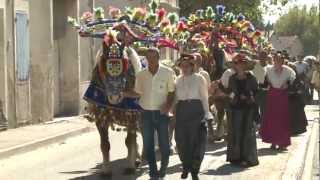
xmin=260 ymin=52 xmax=296 ymax=151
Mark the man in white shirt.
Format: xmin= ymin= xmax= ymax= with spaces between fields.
xmin=294 ymin=57 xmax=309 ymax=76
xmin=311 ymin=62 xmax=320 ymax=101
xmin=124 ymin=47 xmax=175 ymax=180
xmin=220 ymin=68 xmax=236 ymax=88
xmin=252 ymin=59 xmax=268 ymax=85
xmin=193 ymin=53 xmax=211 ymax=88
xmin=251 ymin=51 xmax=270 ymax=124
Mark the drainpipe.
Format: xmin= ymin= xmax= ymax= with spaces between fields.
xmin=0 ymin=100 xmax=8 ymax=131
xmin=5 ymin=0 xmax=17 ymax=128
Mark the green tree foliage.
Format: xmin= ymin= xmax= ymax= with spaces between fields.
xmin=179 ymin=0 xmax=263 ymax=26
xmin=274 ymin=6 xmax=320 ymax=55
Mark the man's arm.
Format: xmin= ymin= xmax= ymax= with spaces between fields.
xmin=161 ymin=70 xmax=176 ymax=115
xmin=123 ymin=90 xmax=140 ymax=98
xmin=166 ymin=92 xmax=175 ymax=108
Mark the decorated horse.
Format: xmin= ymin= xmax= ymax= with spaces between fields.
xmin=82 ymin=29 xmax=144 ymax=175
xmin=68 ymin=2 xmax=182 ymax=175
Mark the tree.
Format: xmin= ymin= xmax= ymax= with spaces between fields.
xmin=179 ymin=0 xmax=263 ymax=27
xmin=274 ymin=6 xmax=320 ymax=55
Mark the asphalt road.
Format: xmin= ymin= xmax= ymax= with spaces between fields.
xmin=0 ymin=105 xmax=318 ymax=180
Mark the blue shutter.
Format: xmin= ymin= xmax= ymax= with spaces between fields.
xmin=16 ymin=11 xmax=30 ymax=81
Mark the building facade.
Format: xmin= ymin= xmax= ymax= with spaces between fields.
xmin=0 ymin=0 xmax=179 ymax=128
xmin=270 ymin=35 xmax=304 ymax=59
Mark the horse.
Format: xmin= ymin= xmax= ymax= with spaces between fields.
xmin=208 ymin=79 xmax=230 ymax=141
xmin=205 ymin=46 xmax=236 ymax=142
xmin=83 ymin=40 xmax=144 ymax=176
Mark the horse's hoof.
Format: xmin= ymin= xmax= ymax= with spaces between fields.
xmin=170 ymin=148 xmax=174 ymax=155
xmin=123 ymin=168 xmax=136 ymax=175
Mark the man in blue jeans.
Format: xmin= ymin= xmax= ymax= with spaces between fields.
xmin=124 ymin=47 xmax=175 ymax=180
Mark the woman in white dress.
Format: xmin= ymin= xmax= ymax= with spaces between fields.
xmin=174 ymin=54 xmax=211 ymax=180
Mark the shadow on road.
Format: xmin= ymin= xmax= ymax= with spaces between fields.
xmin=62 ymin=159 xmax=146 ymax=180
xmin=257 ymin=147 xmax=280 ymax=156
xmin=206 ymin=141 xmax=227 ymax=152
xmin=201 ymin=163 xmax=247 ymax=176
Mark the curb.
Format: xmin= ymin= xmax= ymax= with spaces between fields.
xmin=0 ymin=126 xmax=95 ymax=160
xmin=281 ymin=118 xmax=317 ymax=180
xmin=301 ymin=118 xmax=319 ymax=180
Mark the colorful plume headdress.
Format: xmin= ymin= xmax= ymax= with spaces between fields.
xmin=68 ymin=1 xmax=272 ymax=57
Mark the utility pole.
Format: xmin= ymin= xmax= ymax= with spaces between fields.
xmin=5 ymin=0 xmax=17 ymax=128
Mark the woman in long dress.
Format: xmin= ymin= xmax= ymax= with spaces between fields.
xmin=226 ymin=53 xmax=259 ymax=167
xmin=260 ymin=53 xmax=296 ymax=151
xmin=287 ymin=64 xmax=308 ymax=135
xmin=174 ymin=54 xmax=211 ymax=180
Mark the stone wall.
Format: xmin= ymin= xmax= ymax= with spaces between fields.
xmin=0 ymin=0 xmax=179 ymax=128
xmin=0 ymin=8 xmax=6 ymax=117
xmin=53 ymin=0 xmax=80 ymax=116
xmin=29 ymin=0 xmax=54 ymax=123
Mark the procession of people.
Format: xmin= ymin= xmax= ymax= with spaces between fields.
xmin=68 ymin=3 xmax=319 ymax=180
xmin=123 ymin=46 xmax=318 ymax=180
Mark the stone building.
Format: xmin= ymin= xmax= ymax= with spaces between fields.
xmin=270 ymin=35 xmax=304 ymax=59
xmin=0 ymin=0 xmax=179 ymax=129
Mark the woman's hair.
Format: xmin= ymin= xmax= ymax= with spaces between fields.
xmin=179 ymin=59 xmax=195 ymax=74
xmin=146 ymin=47 xmax=160 ymax=60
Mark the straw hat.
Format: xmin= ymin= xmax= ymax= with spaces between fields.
xmin=176 ymin=53 xmax=195 ymax=67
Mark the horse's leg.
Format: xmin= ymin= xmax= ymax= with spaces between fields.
xmin=124 ymin=129 xmax=139 ymax=174
xmin=139 ymin=118 xmax=146 ymax=161
xmin=207 ymin=100 xmax=215 ymax=142
xmin=216 ymin=106 xmax=226 ymax=140
xmin=207 ymin=118 xmax=215 ymax=142
xmin=168 ymin=116 xmax=176 ymax=154
xmin=96 ymin=121 xmax=112 ymax=176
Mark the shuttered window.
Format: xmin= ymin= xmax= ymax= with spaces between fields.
xmin=16 ymin=10 xmax=30 ymax=81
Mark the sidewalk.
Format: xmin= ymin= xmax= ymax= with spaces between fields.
xmin=0 ymin=116 xmax=95 ymax=160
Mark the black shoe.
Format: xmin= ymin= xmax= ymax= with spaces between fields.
xmin=230 ymin=160 xmax=241 ymax=166
xmin=270 ymin=144 xmax=277 ymax=150
xmin=240 ymin=161 xmax=249 ymax=168
xmin=149 ymin=171 xmax=159 ymax=180
xmin=191 ymin=173 xmax=199 ymax=180
xmin=278 ymin=146 xmax=288 ymax=152
xmin=159 ymin=166 xmax=167 ymax=178
xmin=181 ymin=171 xmax=189 ymax=179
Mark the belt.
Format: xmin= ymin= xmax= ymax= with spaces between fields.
xmin=178 ymin=99 xmax=201 ymax=103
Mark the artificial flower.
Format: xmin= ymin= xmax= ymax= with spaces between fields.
xmin=94 ymin=7 xmax=105 ymax=19
xmin=216 ymin=5 xmax=225 ymax=17
xmin=149 ymin=0 xmax=158 ymax=13
xmin=81 ymin=11 xmax=93 ymax=22
xmin=109 ymin=6 xmax=121 ymax=19
xmin=132 ymin=7 xmax=147 ymax=22
xmin=157 ymin=8 xmax=167 ymax=22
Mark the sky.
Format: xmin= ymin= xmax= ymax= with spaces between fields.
xmin=263 ymin=0 xmax=319 ymax=24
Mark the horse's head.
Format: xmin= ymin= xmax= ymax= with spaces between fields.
xmin=209 ymin=80 xmax=226 ymax=98
xmin=97 ymin=41 xmax=139 ymax=105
